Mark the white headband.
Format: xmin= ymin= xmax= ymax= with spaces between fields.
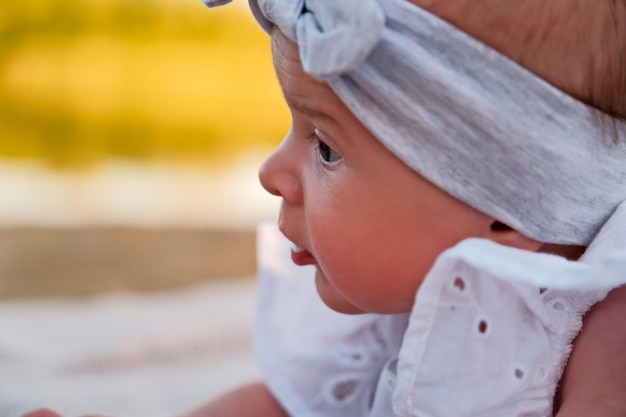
xmin=205 ymin=0 xmax=626 ymax=246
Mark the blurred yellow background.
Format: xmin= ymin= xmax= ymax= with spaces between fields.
xmin=0 ymin=4 xmax=270 ymax=410
xmin=0 ymin=0 xmax=288 ymax=168
xmin=0 ymin=0 xmax=289 ymax=297
xmin=0 ymin=4 xmax=271 ymax=410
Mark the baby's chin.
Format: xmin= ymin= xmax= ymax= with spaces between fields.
xmin=314 ymin=269 xmax=366 ymax=315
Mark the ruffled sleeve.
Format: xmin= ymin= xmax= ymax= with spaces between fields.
xmin=391 ymin=203 xmax=626 ymax=417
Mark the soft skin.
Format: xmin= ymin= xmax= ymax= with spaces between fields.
xmin=259 ymin=27 xmax=540 ymax=315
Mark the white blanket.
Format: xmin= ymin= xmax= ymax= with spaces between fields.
xmin=0 ymin=280 xmax=260 ymax=417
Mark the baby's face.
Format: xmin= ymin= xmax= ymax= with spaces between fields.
xmin=259 ymin=29 xmax=493 ymax=314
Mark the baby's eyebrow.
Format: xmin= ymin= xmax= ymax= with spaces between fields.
xmin=287 ymin=98 xmax=339 ymax=125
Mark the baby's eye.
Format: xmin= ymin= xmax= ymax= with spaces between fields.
xmin=309 ymin=128 xmax=342 ymax=165
xmin=317 ymin=140 xmax=342 ymax=164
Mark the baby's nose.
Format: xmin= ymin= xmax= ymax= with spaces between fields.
xmin=258 ymin=152 xmax=281 ymax=197
xmin=258 ymin=144 xmax=303 ymax=204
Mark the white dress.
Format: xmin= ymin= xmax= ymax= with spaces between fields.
xmin=255 ymin=204 xmax=626 ymax=417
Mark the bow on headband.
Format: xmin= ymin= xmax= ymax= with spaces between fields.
xmin=205 ymin=0 xmax=626 ymax=247
xmin=257 ymin=0 xmax=385 ymax=78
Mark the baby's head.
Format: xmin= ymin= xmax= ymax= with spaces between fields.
xmin=261 ymin=26 xmax=503 ymax=314
xmin=414 ymin=0 xmax=626 ymax=124
xmin=207 ymin=0 xmax=626 ymax=314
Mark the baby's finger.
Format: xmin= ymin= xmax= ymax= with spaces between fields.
xmin=79 ymin=415 xmax=115 ymax=417
xmin=22 ymin=409 xmax=64 ymax=417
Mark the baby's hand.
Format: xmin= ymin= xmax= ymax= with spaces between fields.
xmin=22 ymin=410 xmax=63 ymax=417
xmin=23 ymin=409 xmax=111 ymax=417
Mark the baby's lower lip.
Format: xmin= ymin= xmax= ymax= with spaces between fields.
xmin=291 ymin=245 xmax=316 ymax=266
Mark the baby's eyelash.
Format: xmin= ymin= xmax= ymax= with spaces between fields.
xmin=305 ymin=129 xmax=342 ymax=165
xmin=305 ymin=130 xmax=323 ymax=146
xmin=305 ymin=130 xmax=326 ymax=156
xmin=306 ymin=130 xmax=328 ymax=155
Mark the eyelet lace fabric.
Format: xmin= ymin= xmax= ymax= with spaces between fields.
xmin=255 ymin=204 xmax=626 ymax=417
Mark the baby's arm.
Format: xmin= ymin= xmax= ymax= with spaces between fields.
xmin=176 ymin=381 xmax=288 ymax=417
xmin=22 ymin=382 xmax=286 ymax=417
xmin=555 ymin=285 xmax=626 ymax=417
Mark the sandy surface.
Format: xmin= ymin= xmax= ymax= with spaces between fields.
xmin=0 ymin=227 xmax=256 ymax=298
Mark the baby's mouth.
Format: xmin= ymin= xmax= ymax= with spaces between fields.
xmin=290 ymin=244 xmax=316 ymax=266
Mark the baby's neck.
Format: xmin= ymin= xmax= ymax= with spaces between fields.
xmin=539 ymin=244 xmax=586 ymax=261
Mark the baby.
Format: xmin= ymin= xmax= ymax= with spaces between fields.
xmin=187 ymin=0 xmax=626 ymax=416
xmin=23 ymin=0 xmax=626 ymax=416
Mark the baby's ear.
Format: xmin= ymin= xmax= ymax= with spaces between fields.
xmin=486 ymin=221 xmax=544 ymax=252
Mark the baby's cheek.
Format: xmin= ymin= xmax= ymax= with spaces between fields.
xmin=313 ymin=239 xmax=352 ymax=283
